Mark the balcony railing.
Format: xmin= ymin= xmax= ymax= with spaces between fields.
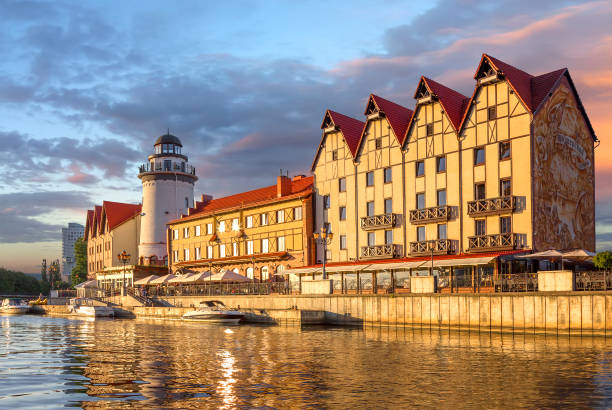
xmin=409 ymin=205 xmax=450 ymax=224
xmin=360 ymin=213 xmax=397 ymax=230
xmin=468 ymin=233 xmax=517 ymax=252
xmin=467 ymin=196 xmax=515 ymax=216
xmin=139 ymin=163 xmax=196 ymax=176
xmin=360 ymin=244 xmax=401 ymax=260
xmin=409 ymin=239 xmax=454 ymax=255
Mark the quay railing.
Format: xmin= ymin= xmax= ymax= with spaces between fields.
xmin=143 ymin=281 xmax=291 ymax=297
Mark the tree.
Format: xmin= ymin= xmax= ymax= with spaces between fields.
xmin=41 ymin=259 xmax=48 ymax=284
xmin=0 ymin=268 xmax=41 ymax=295
xmin=48 ymin=259 xmax=61 ymax=288
xmin=71 ymin=237 xmax=88 ymax=287
xmin=594 ymin=251 xmax=612 ymax=271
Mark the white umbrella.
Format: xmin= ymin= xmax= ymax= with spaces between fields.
xmin=75 ymin=280 xmax=98 ymax=289
xmin=133 ymin=275 xmax=160 ymax=285
xmin=561 ymin=249 xmax=595 ymax=261
xmin=207 ymin=270 xmax=250 ymax=282
xmin=517 ymin=249 xmax=566 ymax=269
xmin=168 ymin=272 xmax=196 ymax=283
xmin=149 ymin=274 xmax=176 ymax=284
xmin=185 ymin=271 xmax=213 ymax=283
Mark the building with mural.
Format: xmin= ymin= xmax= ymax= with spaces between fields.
xmin=301 ymin=53 xmax=597 ymax=293
xmin=167 ymin=175 xmax=314 ymax=282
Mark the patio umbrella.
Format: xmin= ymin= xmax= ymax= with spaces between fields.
xmin=561 ymin=249 xmax=595 ymax=261
xmin=133 ymin=275 xmax=160 ymax=285
xmin=517 ymin=249 xmax=565 ymax=269
xmin=185 ymin=271 xmax=213 ymax=283
xmin=168 ymin=272 xmax=196 ymax=284
xmin=149 ymin=274 xmax=176 ymax=284
xmin=208 ymin=270 xmax=250 ymax=282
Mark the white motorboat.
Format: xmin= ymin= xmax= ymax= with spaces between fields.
xmin=182 ymin=301 xmax=245 ymax=324
xmin=1 ymin=298 xmax=31 ymax=314
xmin=68 ymin=298 xmax=114 ymax=317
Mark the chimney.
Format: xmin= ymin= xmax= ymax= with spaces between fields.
xmin=277 ymin=175 xmax=292 ymax=198
xmin=292 ymin=174 xmax=306 ymax=181
xmin=200 ymin=194 xmax=213 ymax=204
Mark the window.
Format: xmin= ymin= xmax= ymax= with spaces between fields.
xmin=278 ymin=236 xmax=285 ymax=251
xmin=417 ymin=226 xmax=426 ymax=242
xmin=366 ymin=171 xmax=374 ymax=186
xmin=323 ymin=195 xmax=330 ymax=210
xmin=474 ymin=147 xmax=485 ymax=165
xmin=183 ymin=227 xmax=189 ymax=238
xmin=184 ymin=248 xmax=190 ymax=261
xmin=207 ymin=245 xmax=213 ymax=259
xmin=185 ymin=197 xmax=189 ymax=209
xmin=195 ymin=247 xmax=201 ymax=260
xmin=245 ymin=215 xmax=253 ymax=228
xmin=261 ymin=213 xmax=268 ymax=226
xmin=276 ymin=210 xmax=284 ymax=223
xmin=499 ymin=141 xmax=511 ymax=160
xmin=384 ymin=167 xmax=392 ymax=183
xmin=385 ymin=230 xmax=393 ymax=245
xmin=375 ymin=137 xmax=383 ymax=149
xmin=416 ymin=193 xmax=425 ymax=209
xmin=500 ymin=179 xmax=512 ymax=197
xmin=500 ymin=216 xmax=512 ymax=234
xmin=436 ymin=156 xmax=446 ymax=173
xmin=232 ymin=218 xmax=240 ymax=231
xmin=475 ymin=219 xmax=486 ymax=236
xmin=164 ymin=159 xmax=171 ymax=171
xmin=416 ymin=160 xmax=425 ymax=176
xmin=195 ymin=225 xmax=201 ymax=236
xmin=173 ymin=250 xmax=179 ymax=262
xmin=426 ymin=123 xmax=434 ymax=136
xmin=368 ymin=232 xmax=375 ymax=246
xmin=233 ymin=242 xmax=238 ymax=256
xmin=340 ymin=235 xmax=347 ymax=250
xmin=246 ymin=267 xmax=254 ymax=279
xmin=339 ymin=177 xmax=346 ymax=192
xmin=332 ymin=150 xmax=338 ymax=160
xmin=367 ymin=201 xmax=375 ymax=217
xmin=261 ymin=238 xmax=269 ymax=253
xmin=246 ymin=240 xmax=253 ymax=255
xmin=384 ymin=198 xmax=392 ymax=214
xmin=206 ymin=223 xmax=213 ymax=234
xmin=339 ymin=206 xmax=346 ymax=220
xmin=437 ymin=224 xmax=447 ymax=240
xmin=218 ymin=221 xmax=226 ymax=233
xmin=437 ymin=189 xmax=447 ymax=206
xmin=261 ymin=266 xmax=269 ymax=281
xmin=173 ymin=229 xmax=179 ymax=240
xmin=219 ymin=244 xmax=226 ymax=258
xmin=294 ymin=206 xmax=302 ymax=220
xmin=487 ymin=106 xmax=497 ymax=121
xmin=475 ymin=183 xmax=486 ymax=200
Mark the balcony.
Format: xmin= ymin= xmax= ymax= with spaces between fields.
xmin=409 ymin=239 xmax=454 ymax=256
xmin=360 ymin=244 xmax=401 ymax=260
xmin=467 ymin=196 xmax=515 ymax=216
xmin=467 ymin=233 xmax=517 ymax=252
xmin=360 ymin=213 xmax=397 ymax=230
xmin=138 ymin=162 xmax=196 ymax=176
xmin=409 ymin=205 xmax=450 ymax=224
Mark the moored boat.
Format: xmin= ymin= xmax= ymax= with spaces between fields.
xmin=68 ymin=298 xmax=114 ymax=317
xmin=1 ymin=298 xmax=31 ymax=314
xmin=182 ymin=301 xmax=244 ymax=324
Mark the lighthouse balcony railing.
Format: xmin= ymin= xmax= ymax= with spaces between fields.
xmin=139 ymin=163 xmax=196 ymax=175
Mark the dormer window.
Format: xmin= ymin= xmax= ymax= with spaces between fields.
xmin=476 ymin=58 xmax=502 ymax=85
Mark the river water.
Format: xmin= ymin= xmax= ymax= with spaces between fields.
xmin=1 ymin=314 xmax=611 ymax=409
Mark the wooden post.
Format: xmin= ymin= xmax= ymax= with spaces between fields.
xmin=471 ymin=266 xmax=475 ymax=292
xmin=450 ymin=266 xmax=454 ymax=293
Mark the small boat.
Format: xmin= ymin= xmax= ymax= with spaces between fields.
xmin=67 ymin=298 xmax=114 ymax=317
xmin=1 ymin=298 xmax=31 ymax=314
xmin=182 ymin=301 xmax=245 ymax=324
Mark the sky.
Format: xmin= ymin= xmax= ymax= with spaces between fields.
xmin=1 ymin=0 xmax=611 ymax=273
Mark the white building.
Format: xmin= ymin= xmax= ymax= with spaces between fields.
xmin=61 ymin=222 xmax=84 ymax=281
xmin=137 ymin=133 xmax=198 ymax=265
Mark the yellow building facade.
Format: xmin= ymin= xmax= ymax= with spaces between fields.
xmin=168 ymin=175 xmax=314 ymax=281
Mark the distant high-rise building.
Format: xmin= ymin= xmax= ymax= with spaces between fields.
xmin=61 ymin=223 xmax=84 ymax=281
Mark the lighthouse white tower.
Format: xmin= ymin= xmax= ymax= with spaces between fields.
xmin=138 ymin=133 xmax=197 ymax=264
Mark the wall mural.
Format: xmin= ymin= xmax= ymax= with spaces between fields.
xmin=532 ymin=80 xmax=595 ymax=251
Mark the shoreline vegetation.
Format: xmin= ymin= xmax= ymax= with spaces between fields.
xmin=0 ymin=267 xmax=50 ymax=295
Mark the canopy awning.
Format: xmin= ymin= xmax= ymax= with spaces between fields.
xmin=133 ymin=274 xmax=160 ymax=285
xmin=284 ymin=267 xmax=319 ymax=275
xmin=184 ymin=271 xmax=213 ymax=283
xmin=207 ymin=270 xmax=250 ymax=282
xmin=364 ymin=261 xmax=426 ymax=271
xmin=168 ymin=272 xmax=196 ymax=283
xmin=149 ymin=274 xmax=176 ymax=284
xmin=516 ymin=250 xmax=563 ymax=259
xmin=430 ymin=256 xmax=496 ymax=267
xmin=75 ymin=280 xmax=98 ymax=289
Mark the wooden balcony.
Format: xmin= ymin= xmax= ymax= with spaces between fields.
xmin=467 ymin=196 xmax=515 ymax=216
xmin=360 ymin=213 xmax=397 ymax=230
xmin=467 ymin=233 xmax=517 ymax=252
xmin=409 ymin=205 xmax=450 ymax=224
xmin=360 ymin=244 xmax=401 ymax=260
xmin=409 ymin=239 xmax=454 ymax=256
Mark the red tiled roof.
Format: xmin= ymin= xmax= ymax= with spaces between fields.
xmin=171 ymin=176 xmax=314 ymax=223
xmin=367 ymin=94 xmax=414 ymax=146
xmin=531 ymin=68 xmax=567 ymax=113
xmin=84 ymin=209 xmax=93 ymax=238
xmin=420 ymin=77 xmax=470 ymax=131
xmin=485 ymin=54 xmax=535 ymax=110
xmin=93 ymin=205 xmax=102 ymax=235
xmin=326 ymin=110 xmax=365 ymax=157
xmin=102 ymin=201 xmax=142 ymax=230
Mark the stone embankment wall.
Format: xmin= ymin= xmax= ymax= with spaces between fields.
xmin=156 ymin=292 xmax=612 ymax=335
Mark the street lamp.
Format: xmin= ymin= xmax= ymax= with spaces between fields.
xmin=313 ymin=226 xmax=333 ymax=280
xmin=117 ymin=250 xmax=131 ymax=296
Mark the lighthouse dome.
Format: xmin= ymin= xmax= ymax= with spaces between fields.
xmin=154 ymin=133 xmax=182 ymax=147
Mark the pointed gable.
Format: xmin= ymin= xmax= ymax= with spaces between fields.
xmin=312 ymin=109 xmax=365 ymax=170
xmin=84 ymin=210 xmax=94 ymax=239
xmin=93 ymin=205 xmax=102 ymax=236
xmin=416 ymin=77 xmax=470 ymax=131
xmin=531 ymin=68 xmax=567 ymax=113
xmin=102 ymin=201 xmax=142 ymax=230
xmin=484 ymin=54 xmax=534 ymax=110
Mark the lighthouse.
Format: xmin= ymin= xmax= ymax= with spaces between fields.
xmin=138 ymin=133 xmax=197 ymax=265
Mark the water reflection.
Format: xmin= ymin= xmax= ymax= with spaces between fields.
xmin=0 ymin=315 xmax=610 ymax=408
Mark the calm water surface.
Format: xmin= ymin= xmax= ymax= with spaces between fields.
xmin=1 ymin=314 xmax=611 ymax=409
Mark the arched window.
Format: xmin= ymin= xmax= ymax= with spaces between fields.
xmin=246 ymin=267 xmax=254 ymax=279
xmin=185 ymin=197 xmax=189 ymax=208
xmin=233 ymin=268 xmax=240 ymax=274
xmin=261 ymin=266 xmax=269 ymax=281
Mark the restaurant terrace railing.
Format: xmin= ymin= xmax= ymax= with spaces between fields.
xmin=360 ymin=244 xmax=401 ymax=259
xmin=138 ymin=162 xmax=196 ymax=176
xmin=409 ymin=239 xmax=454 ymax=256
xmin=468 ymin=233 xmax=517 ymax=252
xmin=467 ymin=196 xmax=515 ymax=217
xmin=360 ymin=213 xmax=397 ymax=230
xmin=409 ymin=205 xmax=450 ymax=224
xmin=140 ymin=281 xmax=291 ymax=298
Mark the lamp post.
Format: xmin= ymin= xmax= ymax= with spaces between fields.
xmin=313 ymin=226 xmax=333 ymax=280
xmin=117 ymin=250 xmax=130 ymax=296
